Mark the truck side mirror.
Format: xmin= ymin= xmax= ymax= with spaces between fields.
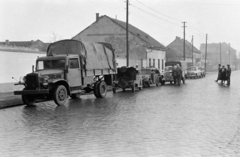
xmin=32 ymin=65 xmax=34 ymax=72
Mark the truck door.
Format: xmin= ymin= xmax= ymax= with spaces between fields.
xmin=67 ymin=58 xmax=82 ymax=87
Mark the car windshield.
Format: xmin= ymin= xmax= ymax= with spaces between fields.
xmin=37 ymin=59 xmax=65 ymax=70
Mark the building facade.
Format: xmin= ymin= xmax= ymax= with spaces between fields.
xmin=166 ymin=36 xmax=202 ymax=67
xmin=72 ymin=14 xmax=166 ymax=70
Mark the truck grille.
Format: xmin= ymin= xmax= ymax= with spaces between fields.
xmin=25 ymin=74 xmax=39 ymax=89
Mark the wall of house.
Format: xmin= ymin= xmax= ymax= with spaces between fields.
xmin=145 ymin=49 xmax=165 ymax=71
xmin=0 ymin=51 xmax=45 ymax=83
xmin=73 ymin=16 xmax=148 ymax=61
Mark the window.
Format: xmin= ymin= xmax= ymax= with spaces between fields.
xmin=158 ymin=59 xmax=160 ymax=69
xmin=69 ymin=58 xmax=79 ymax=69
xmin=37 ymin=59 xmax=65 ymax=70
xmin=153 ymin=59 xmax=155 ymax=68
xmin=149 ymin=58 xmax=151 ymax=67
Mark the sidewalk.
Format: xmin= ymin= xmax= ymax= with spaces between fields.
xmin=0 ymin=82 xmax=23 ymax=109
xmin=0 ymin=92 xmax=23 ymax=109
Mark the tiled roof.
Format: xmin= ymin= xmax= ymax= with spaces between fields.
xmin=108 ymin=16 xmax=165 ymax=50
xmin=167 ymin=36 xmax=201 ymax=55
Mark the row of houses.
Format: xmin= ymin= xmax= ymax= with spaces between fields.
xmin=0 ymin=13 xmax=238 ymax=71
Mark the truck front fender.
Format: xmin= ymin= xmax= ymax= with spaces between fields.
xmin=49 ymin=79 xmax=70 ymax=95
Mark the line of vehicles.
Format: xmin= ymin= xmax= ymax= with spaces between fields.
xmin=13 ymin=40 xmax=205 ymax=106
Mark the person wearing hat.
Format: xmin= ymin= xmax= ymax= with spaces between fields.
xmin=226 ymin=64 xmax=231 ymax=85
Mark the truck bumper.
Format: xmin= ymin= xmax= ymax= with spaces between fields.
xmin=14 ymin=89 xmax=49 ymax=95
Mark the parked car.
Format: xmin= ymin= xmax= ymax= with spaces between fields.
xmin=186 ymin=67 xmax=202 ymax=79
xmin=161 ymin=61 xmax=187 ymax=85
xmin=199 ymin=67 xmax=206 ymax=77
xmin=140 ymin=68 xmax=161 ymax=87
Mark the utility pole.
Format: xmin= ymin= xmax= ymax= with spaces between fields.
xmin=204 ymin=34 xmax=208 ymax=73
xmin=192 ymin=35 xmax=194 ymax=66
xmin=220 ymin=42 xmax=222 ymax=64
xmin=182 ymin=22 xmax=187 ymax=61
xmin=229 ymin=43 xmax=231 ymax=65
xmin=126 ymin=0 xmax=129 ymax=67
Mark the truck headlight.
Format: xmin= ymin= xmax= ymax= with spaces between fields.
xmin=43 ymin=75 xmax=49 ymax=82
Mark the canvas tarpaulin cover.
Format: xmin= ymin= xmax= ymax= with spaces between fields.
xmin=47 ymin=40 xmax=115 ymax=70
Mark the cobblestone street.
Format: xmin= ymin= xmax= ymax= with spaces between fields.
xmin=0 ymin=71 xmax=240 ymax=157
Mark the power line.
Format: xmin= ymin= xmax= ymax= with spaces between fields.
xmin=130 ymin=3 xmax=181 ymax=27
xmin=135 ymin=0 xmax=181 ymax=23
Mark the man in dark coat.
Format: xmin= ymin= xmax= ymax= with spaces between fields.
xmin=172 ymin=65 xmax=177 ymax=84
xmin=220 ymin=65 xmax=227 ymax=84
xmin=215 ymin=64 xmax=221 ymax=82
xmin=226 ymin=64 xmax=231 ymax=85
xmin=176 ymin=64 xmax=182 ymax=86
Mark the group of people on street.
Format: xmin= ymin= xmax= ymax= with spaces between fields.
xmin=172 ymin=64 xmax=182 ymax=86
xmin=215 ymin=64 xmax=231 ymax=85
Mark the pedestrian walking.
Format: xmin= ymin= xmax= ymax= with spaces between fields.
xmin=215 ymin=64 xmax=221 ymax=82
xmin=220 ymin=65 xmax=227 ymax=84
xmin=172 ymin=65 xmax=177 ymax=84
xmin=226 ymin=64 xmax=231 ymax=85
xmin=176 ymin=64 xmax=182 ymax=86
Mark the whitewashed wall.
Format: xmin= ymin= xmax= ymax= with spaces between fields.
xmin=146 ymin=49 xmax=166 ymax=71
xmin=0 ymin=51 xmax=45 ymax=83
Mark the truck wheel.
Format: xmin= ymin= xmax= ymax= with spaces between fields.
xmin=139 ymin=80 xmax=142 ymax=90
xmin=147 ymin=80 xmax=151 ymax=87
xmin=22 ymin=95 xmax=35 ymax=106
xmin=95 ymin=81 xmax=107 ymax=98
xmin=94 ymin=82 xmax=100 ymax=97
xmin=131 ymin=82 xmax=135 ymax=92
xmin=112 ymin=82 xmax=116 ymax=93
xmin=53 ymin=85 xmax=68 ymax=106
xmin=70 ymin=93 xmax=80 ymax=99
xmin=156 ymin=78 xmax=159 ymax=86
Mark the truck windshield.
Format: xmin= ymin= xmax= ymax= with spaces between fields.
xmin=37 ymin=59 xmax=65 ymax=70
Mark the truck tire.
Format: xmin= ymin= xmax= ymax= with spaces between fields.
xmin=22 ymin=95 xmax=35 ymax=106
xmin=94 ymin=81 xmax=107 ymax=98
xmin=70 ymin=93 xmax=80 ymax=99
xmin=53 ymin=85 xmax=68 ymax=106
xmin=94 ymin=82 xmax=100 ymax=97
xmin=112 ymin=82 xmax=116 ymax=93
xmin=156 ymin=77 xmax=159 ymax=86
xmin=131 ymin=82 xmax=135 ymax=92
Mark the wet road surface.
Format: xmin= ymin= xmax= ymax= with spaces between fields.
xmin=0 ymin=71 xmax=240 ymax=157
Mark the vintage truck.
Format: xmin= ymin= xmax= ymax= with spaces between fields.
xmin=14 ymin=40 xmax=116 ymax=106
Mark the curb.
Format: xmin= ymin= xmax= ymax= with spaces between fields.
xmin=0 ymin=96 xmax=23 ymax=109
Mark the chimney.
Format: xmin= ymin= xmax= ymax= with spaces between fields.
xmin=96 ymin=13 xmax=99 ymax=22
xmin=5 ymin=40 xmax=9 ymax=45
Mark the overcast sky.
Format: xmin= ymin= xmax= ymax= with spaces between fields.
xmin=1 ymin=0 xmax=240 ymax=52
